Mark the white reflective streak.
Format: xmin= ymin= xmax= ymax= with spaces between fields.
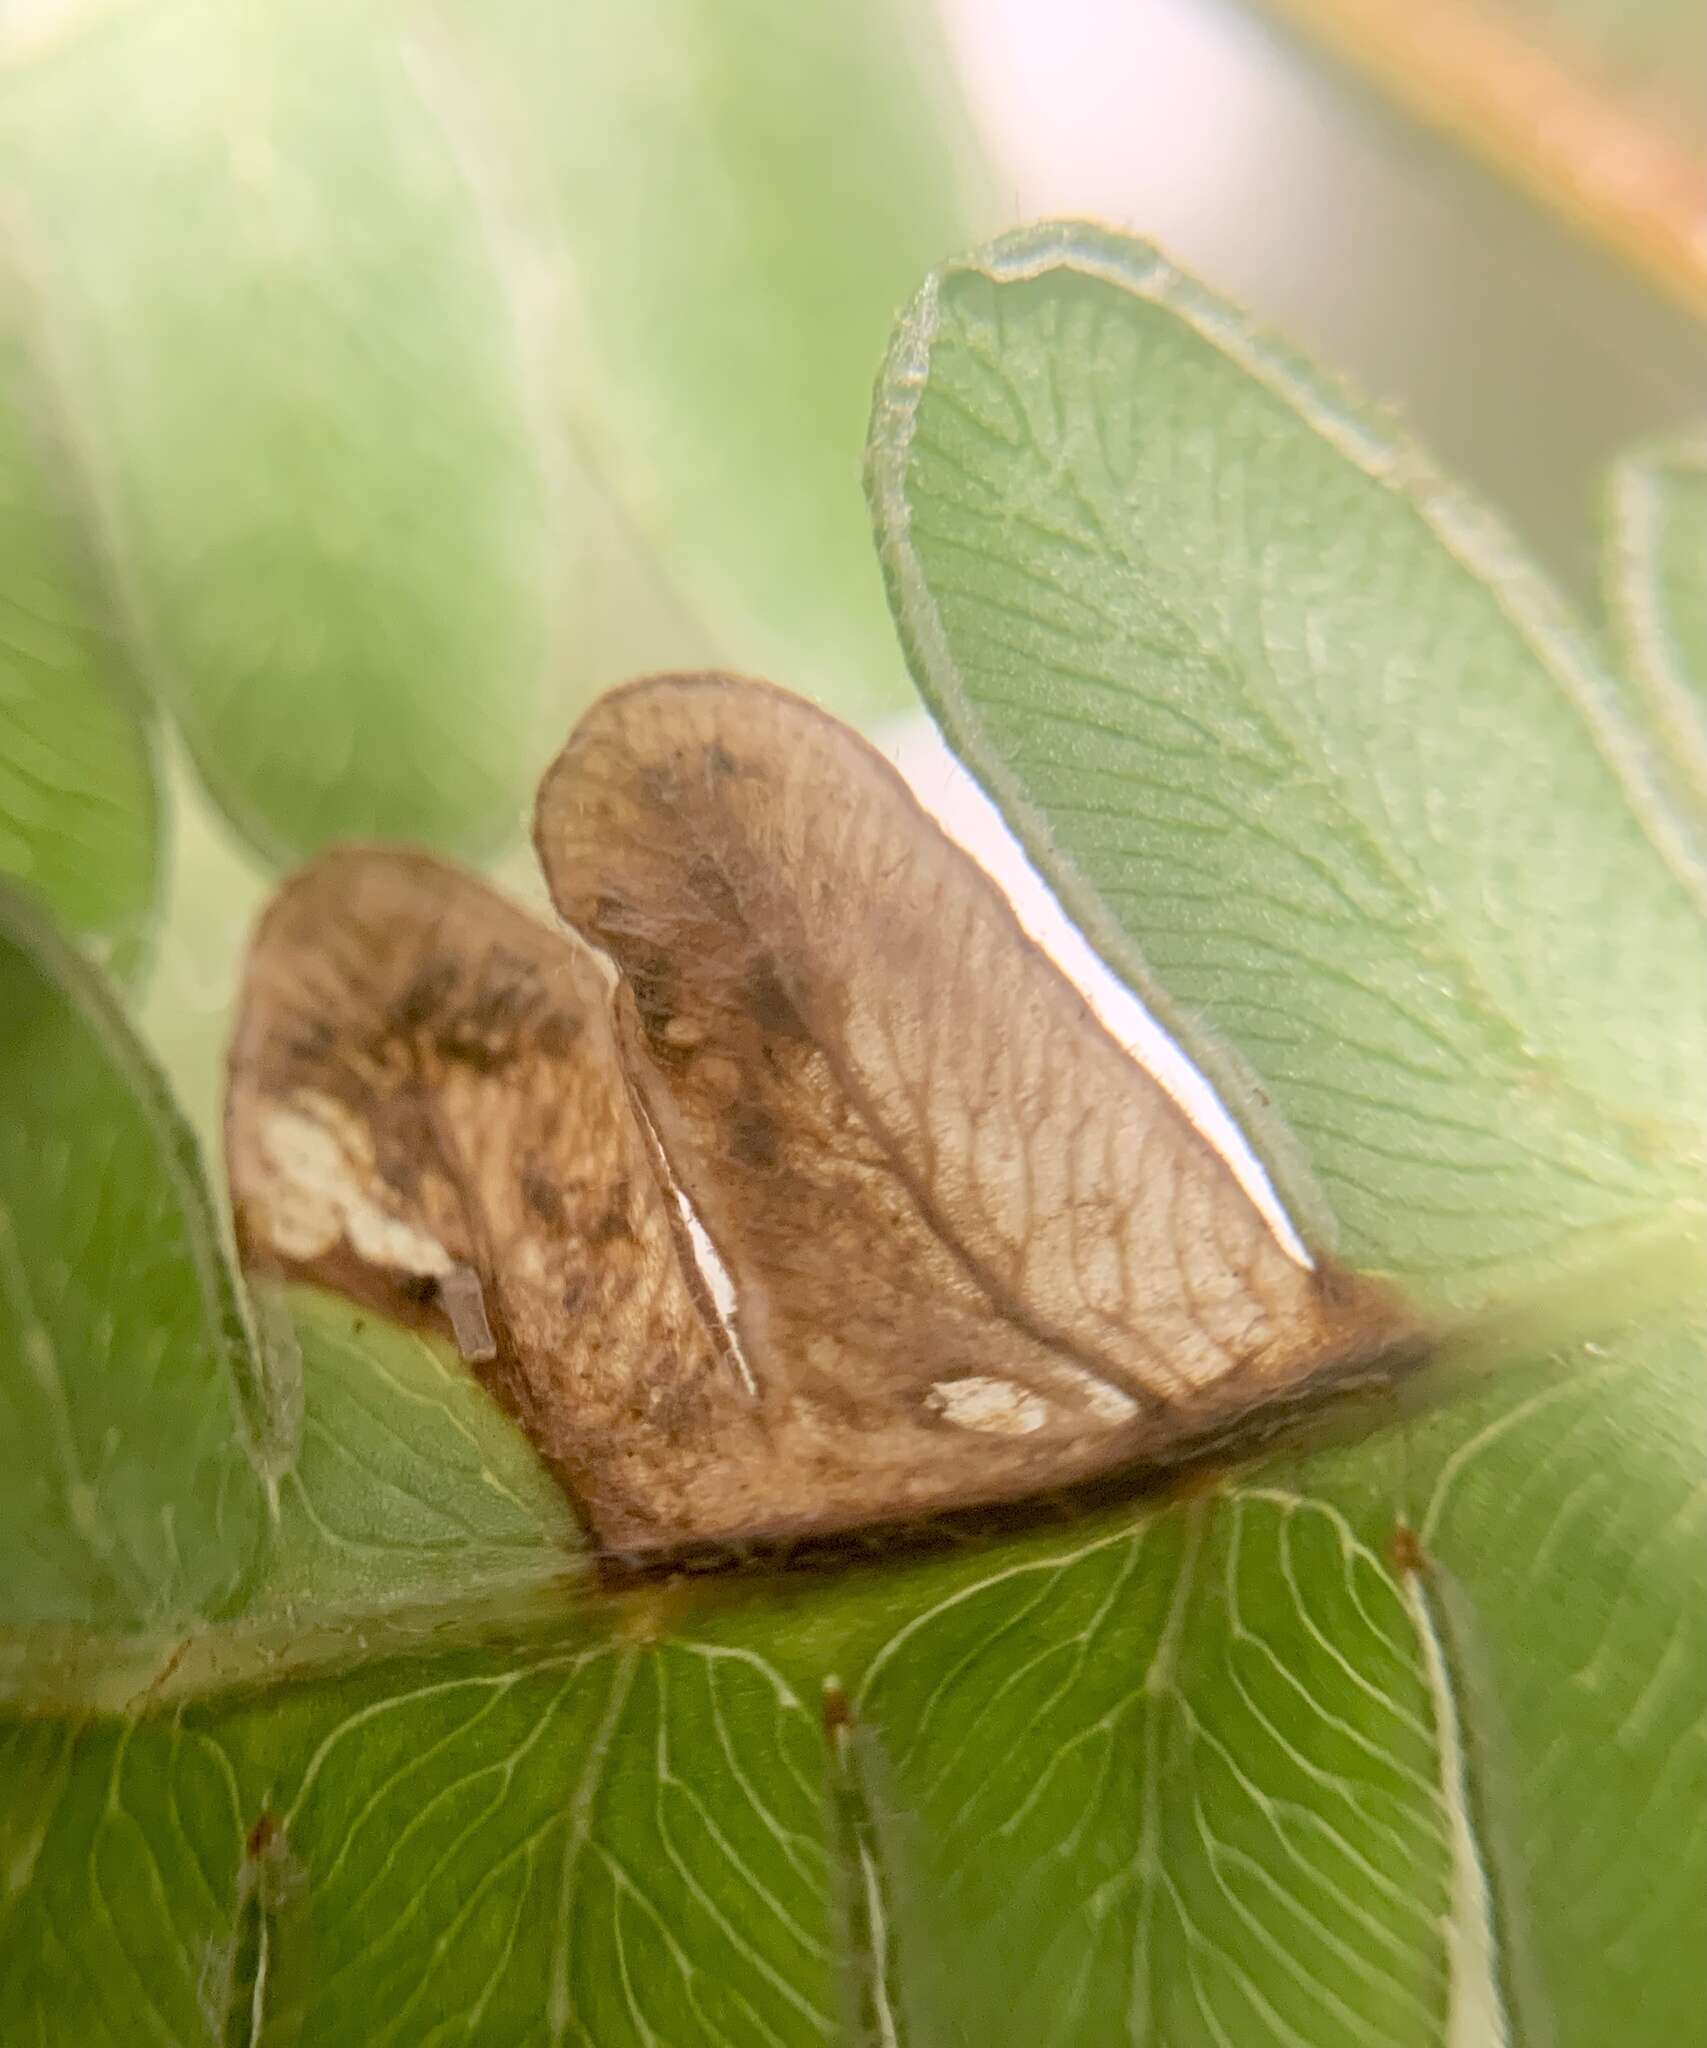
xmin=882 ymin=712 xmax=1311 ymax=1267
xmin=674 ymin=1188 xmax=758 ymax=1397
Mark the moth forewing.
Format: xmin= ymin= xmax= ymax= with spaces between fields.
xmin=532 ymin=674 xmax=1425 ymax=1487
xmin=225 ymin=676 xmax=1425 ymax=1561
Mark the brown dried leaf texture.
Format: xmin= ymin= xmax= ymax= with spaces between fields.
xmin=227 ymin=675 xmax=1420 ymax=1558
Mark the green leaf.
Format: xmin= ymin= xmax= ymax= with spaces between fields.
xmin=1 ymin=0 xmax=986 ymax=883
xmin=8 ymin=221 xmax=1707 ymax=2046
xmin=10 ymin=1313 xmax=1702 ymax=2043
xmin=1397 ymin=1316 xmax=1707 ymax=2045
xmin=1 ymin=0 xmax=551 ymax=868
xmin=249 ymin=1288 xmax=578 ymax=1628
xmin=337 ymin=0 xmax=989 ymax=725
xmin=2 ymin=1618 xmax=843 ymax=2046
xmin=853 ymin=1493 xmax=1453 ymax=2047
xmin=0 ymin=886 xmax=271 ymax=1628
xmin=0 ymin=333 xmax=160 ymax=977
xmin=869 ymin=223 xmax=1707 ymax=1315
xmin=864 ymin=221 xmax=1707 ymax=2042
xmin=1607 ymin=435 xmax=1707 ymax=823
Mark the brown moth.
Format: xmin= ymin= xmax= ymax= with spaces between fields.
xmin=226 ymin=673 xmax=1422 ymax=1561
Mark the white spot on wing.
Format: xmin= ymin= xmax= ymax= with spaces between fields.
xmin=1059 ymin=1367 xmax=1139 ymax=1423
xmin=344 ymin=1200 xmax=454 ymax=1275
xmin=512 ymin=1238 xmax=554 ymax=1285
xmin=928 ymin=1375 xmax=1050 ymax=1436
xmin=255 ymin=1093 xmax=452 ymax=1277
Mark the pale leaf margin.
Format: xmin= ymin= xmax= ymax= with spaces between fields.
xmin=1606 ymin=434 xmax=1707 ymax=825
xmin=0 ymin=882 xmax=297 ymax=1505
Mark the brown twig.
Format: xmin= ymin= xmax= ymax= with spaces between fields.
xmin=1259 ymin=0 xmax=1707 ymax=320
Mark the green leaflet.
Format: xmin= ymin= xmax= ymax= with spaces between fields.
xmin=1 ymin=1629 xmax=838 ymax=2047
xmin=0 ymin=0 xmax=988 ymax=881
xmin=0 ymin=332 xmax=160 ymax=978
xmin=248 ymin=1289 xmax=579 ymax=1628
xmin=865 ymin=221 xmax=1707 ymax=2044
xmin=1 ymin=0 xmax=550 ymax=868
xmin=0 ymin=887 xmax=272 ymax=1628
xmin=415 ymin=0 xmax=990 ymax=723
xmin=869 ymin=223 xmax=1707 ymax=1312
xmin=10 ymin=1318 xmax=1699 ymax=2045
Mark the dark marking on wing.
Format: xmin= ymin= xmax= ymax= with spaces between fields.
xmin=522 ymin=1167 xmax=564 ymax=1224
xmin=590 ymin=1177 xmax=634 ymax=1246
xmin=743 ymin=955 xmax=808 ymax=1040
xmin=731 ymin=1103 xmax=778 ymax=1171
